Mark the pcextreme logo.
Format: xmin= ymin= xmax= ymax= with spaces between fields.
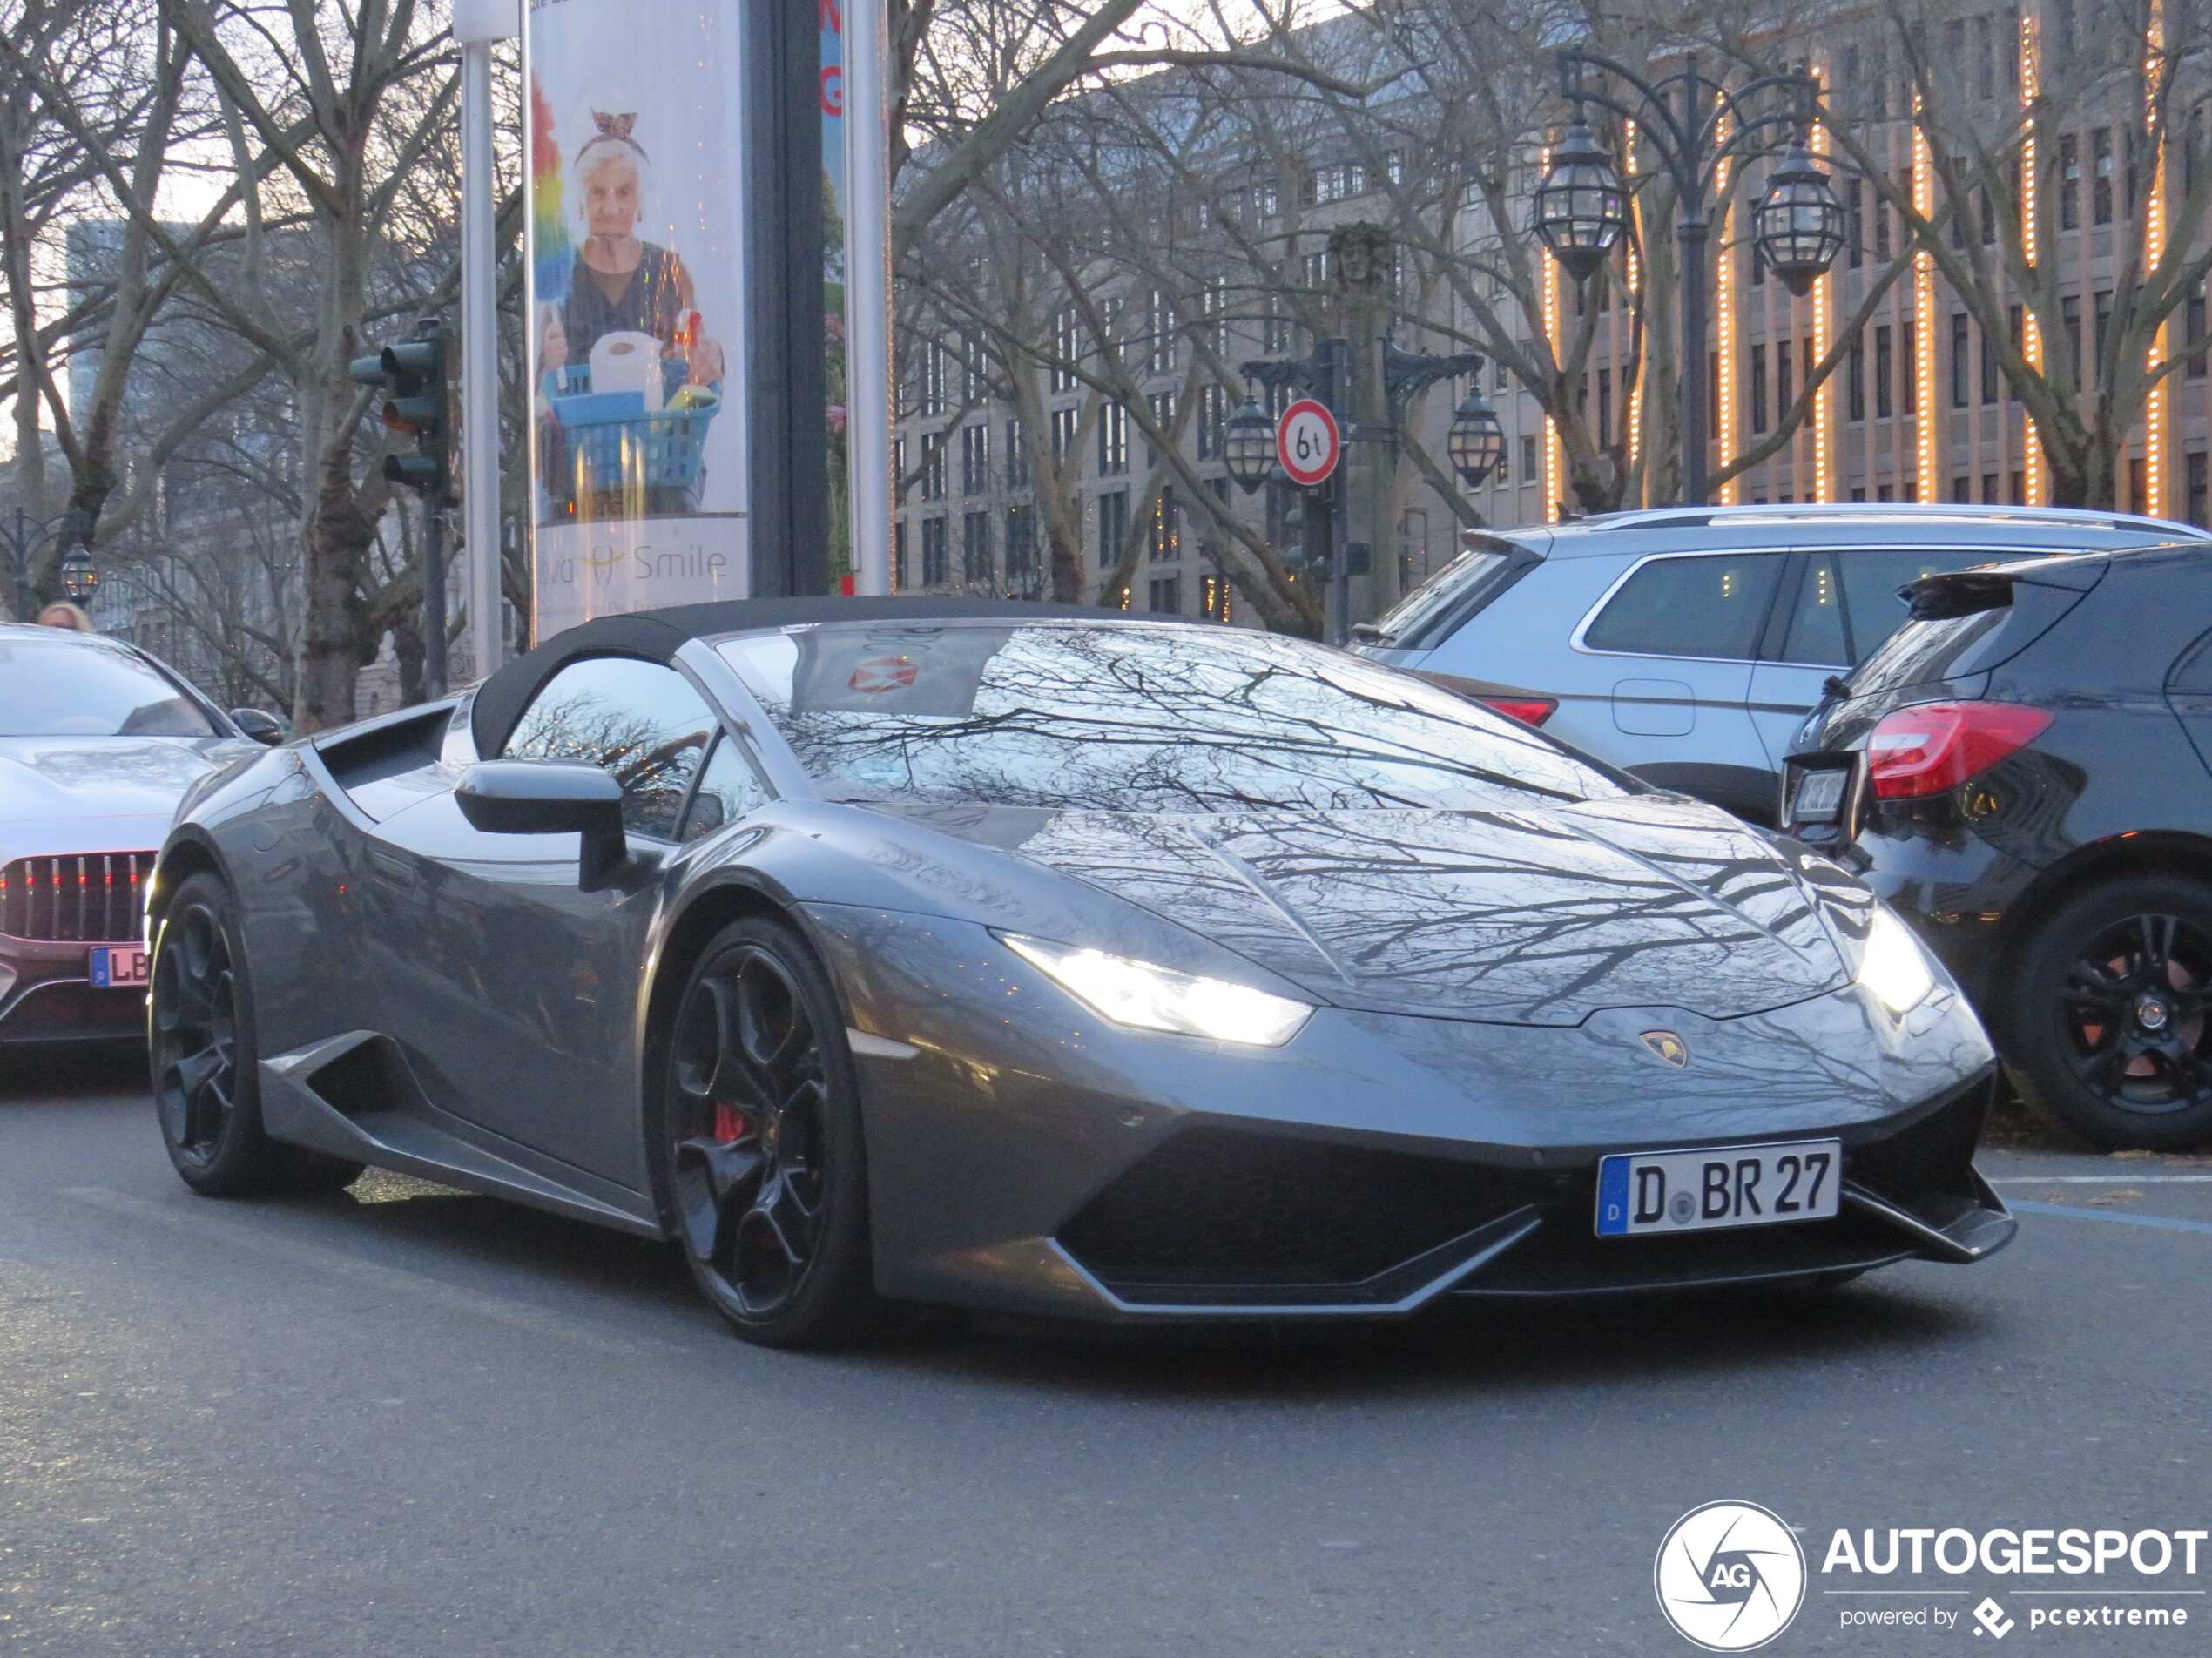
xmin=1655 ymin=1500 xmax=1809 ymax=1651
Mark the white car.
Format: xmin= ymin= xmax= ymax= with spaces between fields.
xmin=0 ymin=625 xmax=276 ymax=1047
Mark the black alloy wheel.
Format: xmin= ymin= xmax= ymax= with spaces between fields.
xmin=152 ymin=896 xmax=239 ymax=1167
xmin=150 ymin=873 xmax=361 ymax=1196
xmin=662 ymin=916 xmax=876 ymax=1346
xmin=2011 ymin=873 xmax=2212 ymax=1150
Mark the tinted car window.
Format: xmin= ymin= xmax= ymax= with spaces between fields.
xmin=1837 ymin=547 xmax=1990 ymax=663
xmin=503 ymin=657 xmax=715 ymax=839
xmin=1367 ymin=545 xmax=1530 ymax=647
xmin=1850 ymin=607 xmax=2013 ymax=698
xmin=1582 ymin=553 xmax=1785 ymax=660
xmin=1779 ymin=556 xmax=1849 ymax=666
xmin=719 ymin=623 xmax=1629 ymax=812
xmin=0 ymin=634 xmax=219 ymax=738
xmin=679 ymin=734 xmax=768 ymax=841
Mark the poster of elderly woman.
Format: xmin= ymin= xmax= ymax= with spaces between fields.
xmin=527 ymin=0 xmax=750 ymax=635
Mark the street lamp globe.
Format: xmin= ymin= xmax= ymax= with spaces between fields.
xmin=1754 ymin=139 xmax=1847 ymax=297
xmin=1534 ymin=118 xmax=1626 ymax=284
xmin=1447 ymin=385 xmax=1507 ymax=487
xmin=1224 ymin=393 xmax=1278 ymax=494
xmin=58 ymin=544 xmax=98 ymax=604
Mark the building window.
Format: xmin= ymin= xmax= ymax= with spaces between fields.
xmin=963 ymin=509 xmax=992 ymax=586
xmin=1263 ymin=294 xmax=1291 ymax=354
xmin=961 ymin=423 xmax=989 ymax=495
xmin=2190 ymin=293 xmax=2209 ymax=379
xmin=2130 ymin=456 xmax=2146 ymax=513
xmin=2189 ymin=451 xmax=2209 ymax=527
xmin=921 ymin=516 xmax=948 ymax=586
xmin=1848 ymin=332 xmax=1866 ymax=421
xmin=1148 ymin=575 xmax=1181 ymax=614
xmin=1201 ymin=574 xmax=1231 ymax=622
xmin=1198 ymin=382 xmax=1227 ymax=460
xmin=1007 ymin=505 xmax=1038 ymax=594
xmin=1899 ymin=322 xmax=1915 ymax=414
xmin=1051 ymin=307 xmax=1082 ymax=394
xmin=921 ymin=340 xmax=948 ymax=416
xmin=893 ymin=520 xmax=907 ymax=589
xmin=921 ymin=441 xmax=947 ymax=501
xmin=2094 ymin=289 xmax=2114 ymax=387
xmin=1749 ymin=344 xmax=1768 ymax=434
xmin=1847 ymin=178 xmax=1865 ymax=268
xmin=1098 ymin=489 xmax=1128 ymax=568
xmin=1006 ymin=419 xmax=1030 ymax=486
xmin=2061 ymin=294 xmax=2083 ymax=389
xmin=1146 ymin=390 xmax=1177 ymax=468
xmin=1951 ymin=313 xmax=1970 ymax=408
xmin=1051 ymin=406 xmax=1080 ymax=464
xmin=2093 ymin=127 xmax=2114 ymax=224
xmin=1981 ymin=320 xmax=1998 ymax=405
xmin=1149 ymin=487 xmax=1179 ymax=563
xmin=2060 ymin=133 xmax=2080 ymax=230
xmin=1098 ymin=402 xmax=1129 ymax=475
xmin=1775 ymin=341 xmax=1793 ymax=421
xmin=1145 ymin=289 xmax=1177 ymax=377
xmin=2009 ymin=305 xmax=2026 ymax=400
xmin=1521 ymin=433 xmax=1540 ymax=483
xmin=1597 ymin=367 xmax=1613 ymax=448
xmin=1952 ymin=475 xmax=1971 ymax=503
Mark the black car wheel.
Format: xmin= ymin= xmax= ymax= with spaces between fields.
xmin=660 ymin=916 xmax=877 ymax=1347
xmin=151 ymin=873 xmax=361 ymax=1196
xmin=2009 ymin=873 xmax=2212 ymax=1150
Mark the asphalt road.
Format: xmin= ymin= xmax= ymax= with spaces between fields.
xmin=3 ymin=1051 xmax=2209 ymax=1657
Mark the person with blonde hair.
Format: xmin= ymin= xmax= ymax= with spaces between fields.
xmin=34 ymin=601 xmax=94 ymax=632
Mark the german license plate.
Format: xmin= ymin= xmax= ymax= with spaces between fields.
xmin=1790 ymin=765 xmax=1848 ymax=824
xmin=90 ymin=945 xmax=149 ymax=989
xmin=1595 ymin=1139 xmax=1841 ymax=1237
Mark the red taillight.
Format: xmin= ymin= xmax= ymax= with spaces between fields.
xmin=1481 ymin=696 xmax=1558 ymax=726
xmin=1866 ymin=701 xmax=2054 ymax=798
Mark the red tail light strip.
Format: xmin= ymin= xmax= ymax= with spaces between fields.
xmin=1866 ymin=703 xmax=2054 ymax=799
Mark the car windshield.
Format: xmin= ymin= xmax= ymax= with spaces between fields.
xmin=0 ymin=633 xmax=219 ymax=738
xmin=717 ymin=622 xmax=1628 ymax=812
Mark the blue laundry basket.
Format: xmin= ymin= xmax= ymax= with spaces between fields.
xmin=543 ymin=361 xmax=720 ymax=494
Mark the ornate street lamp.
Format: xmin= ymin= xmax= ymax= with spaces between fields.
xmin=1754 ymin=138 xmax=1848 ymax=296
xmin=1533 ymin=117 xmax=1627 ymax=283
xmin=1447 ymin=386 xmax=1507 ymax=487
xmin=58 ymin=544 xmax=98 ymax=604
xmin=1535 ymin=51 xmax=1834 ymax=503
xmin=1224 ymin=392 xmax=1278 ymax=494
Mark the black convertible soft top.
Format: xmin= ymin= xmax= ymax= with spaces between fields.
xmin=471 ymin=596 xmax=1106 ymax=759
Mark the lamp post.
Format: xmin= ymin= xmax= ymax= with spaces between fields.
xmin=1534 ymin=51 xmax=1844 ymax=504
xmin=1226 ymin=336 xmax=1501 ymax=643
xmin=58 ymin=544 xmax=98 ymax=605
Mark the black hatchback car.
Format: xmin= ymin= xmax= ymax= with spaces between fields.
xmin=1783 ymin=542 xmax=2212 ymax=1149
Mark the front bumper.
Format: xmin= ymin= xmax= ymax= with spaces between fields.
xmin=809 ymin=905 xmax=2013 ymax=1323
xmin=0 ymin=936 xmax=146 ymax=1046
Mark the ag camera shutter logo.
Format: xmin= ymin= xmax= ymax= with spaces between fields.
xmin=1655 ymin=1501 xmax=1808 ymax=1651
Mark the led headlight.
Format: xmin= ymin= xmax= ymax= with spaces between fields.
xmin=1858 ymin=907 xmax=1936 ymax=1014
xmin=1001 ymin=934 xmax=1314 ymax=1047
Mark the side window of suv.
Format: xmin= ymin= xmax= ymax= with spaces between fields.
xmin=504 ymin=656 xmax=717 ymax=840
xmin=1581 ymin=553 xmax=1786 ymax=660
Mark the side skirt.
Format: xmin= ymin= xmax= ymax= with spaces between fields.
xmin=261 ymin=1030 xmax=664 ymax=1239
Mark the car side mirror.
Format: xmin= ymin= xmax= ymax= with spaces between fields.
xmin=456 ymin=760 xmax=629 ymax=890
xmin=231 ymin=707 xmax=287 ymax=745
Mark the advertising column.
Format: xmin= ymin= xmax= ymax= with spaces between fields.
xmin=527 ymin=0 xmax=751 ymax=635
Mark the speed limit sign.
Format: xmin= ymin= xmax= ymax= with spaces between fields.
xmin=1276 ymin=398 xmax=1341 ymax=488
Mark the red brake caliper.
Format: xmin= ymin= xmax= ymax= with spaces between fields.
xmin=714 ymin=1102 xmax=748 ymax=1142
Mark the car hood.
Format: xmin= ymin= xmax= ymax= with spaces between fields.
xmin=866 ymin=794 xmax=1858 ymax=1026
xmin=0 ymin=736 xmax=255 ymax=849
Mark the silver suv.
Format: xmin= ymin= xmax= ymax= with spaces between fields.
xmin=1354 ymin=504 xmax=2207 ymax=822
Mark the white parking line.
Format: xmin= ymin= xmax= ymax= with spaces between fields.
xmin=61 ymin=1185 xmax=697 ymax=1357
xmin=1986 ymin=1175 xmax=2212 ymax=1183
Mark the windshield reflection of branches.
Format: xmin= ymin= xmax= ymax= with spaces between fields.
xmin=772 ymin=627 xmax=1621 ymax=812
xmin=507 ymin=691 xmax=707 ymax=835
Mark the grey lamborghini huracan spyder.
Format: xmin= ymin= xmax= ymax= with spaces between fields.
xmin=147 ymin=599 xmax=2013 ymax=1347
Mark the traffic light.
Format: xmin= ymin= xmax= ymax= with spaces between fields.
xmin=348 ymin=320 xmax=452 ymax=502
